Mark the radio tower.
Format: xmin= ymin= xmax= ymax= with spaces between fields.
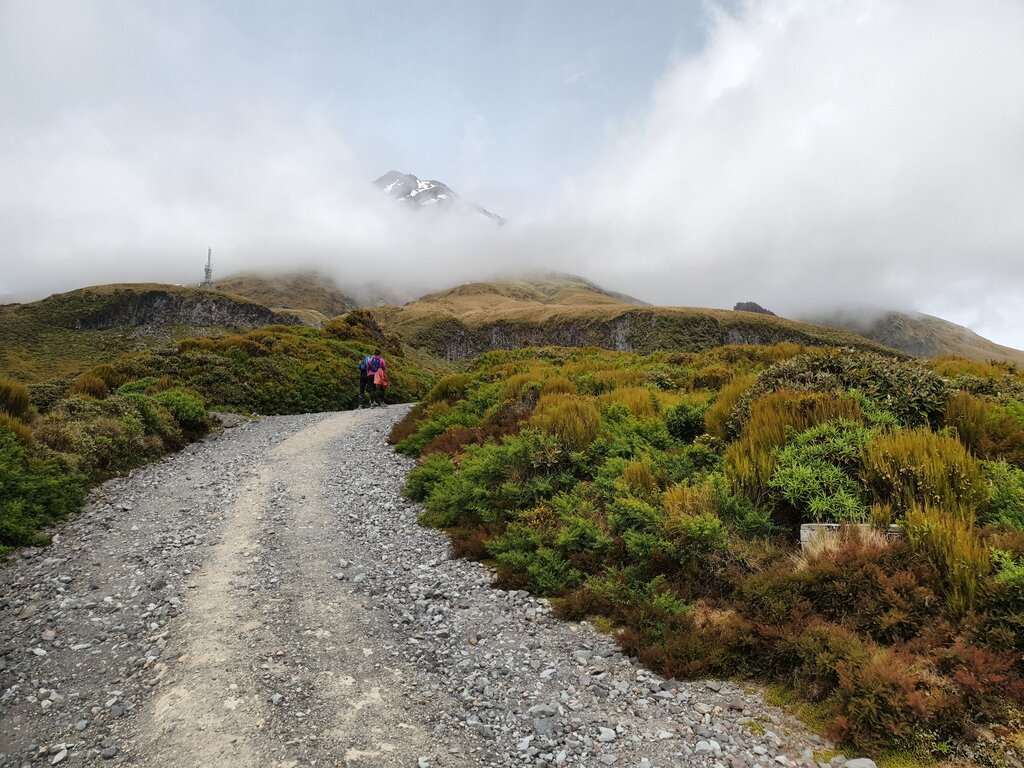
xmin=200 ymin=248 xmax=214 ymax=289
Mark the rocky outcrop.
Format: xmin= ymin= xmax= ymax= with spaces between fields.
xmin=403 ymin=310 xmax=892 ymax=362
xmin=71 ymin=288 xmax=295 ymax=331
xmin=734 ymin=301 xmax=776 ymax=316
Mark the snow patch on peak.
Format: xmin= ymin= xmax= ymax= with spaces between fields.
xmin=373 ymin=170 xmax=504 ymax=224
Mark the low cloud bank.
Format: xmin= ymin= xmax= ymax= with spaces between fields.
xmin=1 ymin=1 xmax=1022 ymax=346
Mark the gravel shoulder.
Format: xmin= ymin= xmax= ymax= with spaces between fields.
xmin=1 ymin=406 xmax=832 ymax=767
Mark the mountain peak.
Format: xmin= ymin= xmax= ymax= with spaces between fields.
xmin=373 ymin=170 xmax=505 ymax=224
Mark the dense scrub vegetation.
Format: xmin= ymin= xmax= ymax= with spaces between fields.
xmin=0 ymin=374 xmax=209 ymax=553
xmin=392 ymin=345 xmax=1024 ymax=762
xmin=1 ymin=311 xmax=440 ymax=551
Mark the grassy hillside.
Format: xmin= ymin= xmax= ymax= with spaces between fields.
xmin=215 ymin=270 xmax=358 ymax=319
xmin=392 ymin=344 xmax=1024 ymax=763
xmin=375 ymin=278 xmax=900 ymax=361
xmin=808 ymin=309 xmax=1024 ymax=366
xmin=0 ymin=284 xmax=301 ymax=384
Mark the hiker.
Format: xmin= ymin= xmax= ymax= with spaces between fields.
xmin=366 ymin=348 xmax=388 ymax=406
xmin=357 ymin=354 xmax=374 ymax=408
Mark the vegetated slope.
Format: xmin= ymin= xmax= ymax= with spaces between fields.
xmin=374 ymin=276 xmax=899 ymax=361
xmin=0 ymin=284 xmax=302 ymax=384
xmin=0 ymin=309 xmax=443 ymax=550
xmin=215 ymin=271 xmax=359 ymax=319
xmin=392 ymin=344 xmax=1024 ymax=763
xmin=808 ymin=309 xmax=1024 ymax=366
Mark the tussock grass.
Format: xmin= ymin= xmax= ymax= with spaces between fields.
xmin=598 ymin=387 xmax=659 ymax=418
xmin=905 ymin=504 xmax=989 ymax=617
xmin=529 ymin=393 xmax=601 ymax=451
xmin=861 ymin=428 xmax=986 ymax=514
xmin=705 ymin=374 xmax=757 ymax=439
xmin=0 ymin=378 xmax=30 ymax=419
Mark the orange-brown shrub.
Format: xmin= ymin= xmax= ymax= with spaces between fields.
xmin=387 ymin=403 xmax=427 ymax=445
xmin=946 ymin=391 xmax=1024 ymax=467
xmin=905 ymin=504 xmax=989 ymax=617
xmin=540 ymin=377 xmax=576 ymax=396
xmin=449 ymin=528 xmax=491 ymax=560
xmin=931 ymin=356 xmax=1011 ymax=379
xmin=420 ymin=423 xmax=521 ymax=456
xmin=620 ymin=457 xmax=659 ymax=501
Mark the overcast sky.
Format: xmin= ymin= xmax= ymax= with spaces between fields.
xmin=1 ymin=0 xmax=1023 ymax=348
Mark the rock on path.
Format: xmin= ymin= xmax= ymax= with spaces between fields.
xmin=1 ymin=406 xmax=830 ymax=766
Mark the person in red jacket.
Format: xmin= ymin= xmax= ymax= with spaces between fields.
xmin=366 ymin=348 xmax=388 ymax=406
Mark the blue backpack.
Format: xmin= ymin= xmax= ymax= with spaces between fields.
xmin=367 ymin=355 xmax=383 ymax=373
xmin=359 ymin=357 xmax=368 ymax=374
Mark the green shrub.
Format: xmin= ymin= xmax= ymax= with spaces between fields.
xmin=0 ymin=425 xmax=86 ymax=549
xmin=982 ymin=461 xmax=1024 ymax=529
xmin=769 ymin=421 xmax=873 ymax=523
xmin=495 ymin=547 xmax=582 ymax=595
xmin=116 ymin=377 xmax=162 ymax=395
xmin=735 ymin=350 xmax=948 ymax=434
xmin=726 ymin=391 xmax=863 ymax=502
xmin=0 ymin=378 xmax=31 ymax=419
xmin=665 ymin=512 xmax=729 ymax=553
xmin=992 ymin=549 xmax=1024 ymax=588
xmin=153 ymin=389 xmax=207 ymax=431
xmin=403 ymin=453 xmax=456 ymax=501
xmin=608 ymin=496 xmax=663 ymax=534
xmin=425 ymin=374 xmax=471 ymax=403
xmin=556 ymin=515 xmax=613 ymax=556
xmin=666 ymin=401 xmax=707 ymax=442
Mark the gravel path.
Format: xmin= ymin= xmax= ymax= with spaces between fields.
xmin=1 ymin=406 xmax=833 ymax=767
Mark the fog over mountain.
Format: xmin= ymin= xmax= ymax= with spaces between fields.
xmin=1 ymin=1 xmax=1022 ymax=347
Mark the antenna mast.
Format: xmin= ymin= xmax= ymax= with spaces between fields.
xmin=201 ymin=247 xmax=214 ymax=289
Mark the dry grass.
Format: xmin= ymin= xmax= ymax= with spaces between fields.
xmin=795 ymin=525 xmax=890 ymax=570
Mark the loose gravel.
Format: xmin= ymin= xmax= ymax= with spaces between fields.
xmin=1 ymin=405 xmax=850 ymax=767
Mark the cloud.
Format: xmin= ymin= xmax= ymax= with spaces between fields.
xmin=564 ymin=0 xmax=1024 ymax=344
xmin=1 ymin=0 xmax=1023 ymax=349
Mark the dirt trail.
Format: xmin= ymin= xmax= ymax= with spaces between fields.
xmin=1 ymin=407 xmax=826 ymax=768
